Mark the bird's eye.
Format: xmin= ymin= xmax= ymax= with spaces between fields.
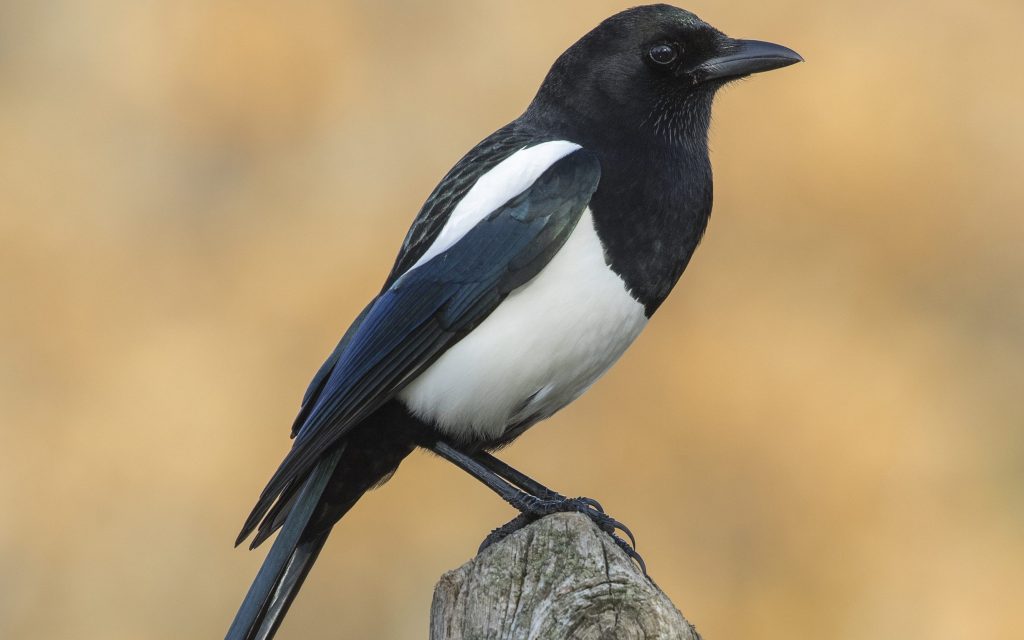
xmin=648 ymin=43 xmax=679 ymax=66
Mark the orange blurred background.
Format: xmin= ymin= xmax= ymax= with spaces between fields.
xmin=2 ymin=1 xmax=1022 ymax=638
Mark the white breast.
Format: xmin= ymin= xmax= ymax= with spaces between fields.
xmin=397 ymin=209 xmax=648 ymax=442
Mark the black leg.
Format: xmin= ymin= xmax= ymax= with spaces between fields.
xmin=473 ymin=451 xmax=605 ymax=513
xmin=430 ymin=442 xmax=645 ymax=575
xmin=430 ymin=442 xmax=525 ymax=505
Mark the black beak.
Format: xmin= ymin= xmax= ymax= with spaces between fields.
xmin=692 ymin=38 xmax=803 ymax=83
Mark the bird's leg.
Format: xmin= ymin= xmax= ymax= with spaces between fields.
xmin=429 ymin=442 xmax=645 ymax=575
xmin=473 ymin=451 xmax=605 ymax=513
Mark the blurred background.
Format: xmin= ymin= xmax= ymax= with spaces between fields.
xmin=2 ymin=1 xmax=1022 ymax=638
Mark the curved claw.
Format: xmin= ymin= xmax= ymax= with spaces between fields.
xmin=608 ymin=517 xmax=637 ymax=549
xmin=573 ymin=496 xmax=605 ymax=513
xmin=588 ymin=510 xmax=636 ymax=550
xmin=602 ymin=512 xmax=634 ymax=544
xmin=609 ymin=532 xmax=648 ymax=577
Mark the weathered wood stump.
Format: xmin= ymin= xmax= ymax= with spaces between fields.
xmin=430 ymin=513 xmax=701 ymax=639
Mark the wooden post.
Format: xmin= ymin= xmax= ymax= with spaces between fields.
xmin=430 ymin=513 xmax=702 ymax=640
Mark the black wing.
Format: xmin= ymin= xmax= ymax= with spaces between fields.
xmin=238 ymin=145 xmax=601 ymax=542
xmin=286 ymin=125 xmax=541 ymax=437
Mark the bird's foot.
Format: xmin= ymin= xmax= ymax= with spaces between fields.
xmin=480 ymin=496 xmax=647 ymax=576
xmin=478 ymin=513 xmax=540 ymax=552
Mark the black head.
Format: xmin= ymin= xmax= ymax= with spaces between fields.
xmin=526 ymin=5 xmax=801 ymax=146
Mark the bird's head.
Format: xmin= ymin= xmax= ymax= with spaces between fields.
xmin=527 ymin=4 xmax=802 ymax=146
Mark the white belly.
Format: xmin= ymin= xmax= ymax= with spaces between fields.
xmin=397 ymin=209 xmax=648 ymax=442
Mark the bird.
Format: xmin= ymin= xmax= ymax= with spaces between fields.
xmin=226 ymin=5 xmax=801 ymax=639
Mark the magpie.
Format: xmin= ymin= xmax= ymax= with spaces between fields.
xmin=226 ymin=5 xmax=801 ymax=639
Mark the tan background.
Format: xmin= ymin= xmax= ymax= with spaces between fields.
xmin=2 ymin=1 xmax=1022 ymax=638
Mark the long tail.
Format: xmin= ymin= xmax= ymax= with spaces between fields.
xmin=227 ymin=408 xmax=419 ymax=640
xmin=226 ymin=447 xmax=343 ymax=640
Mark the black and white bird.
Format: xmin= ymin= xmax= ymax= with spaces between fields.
xmin=227 ymin=5 xmax=801 ymax=639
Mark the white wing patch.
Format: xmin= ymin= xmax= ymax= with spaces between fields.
xmin=398 ymin=209 xmax=648 ymax=442
xmin=405 ymin=140 xmax=582 ymax=274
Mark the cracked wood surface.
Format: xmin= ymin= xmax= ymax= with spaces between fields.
xmin=430 ymin=513 xmax=701 ymax=640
